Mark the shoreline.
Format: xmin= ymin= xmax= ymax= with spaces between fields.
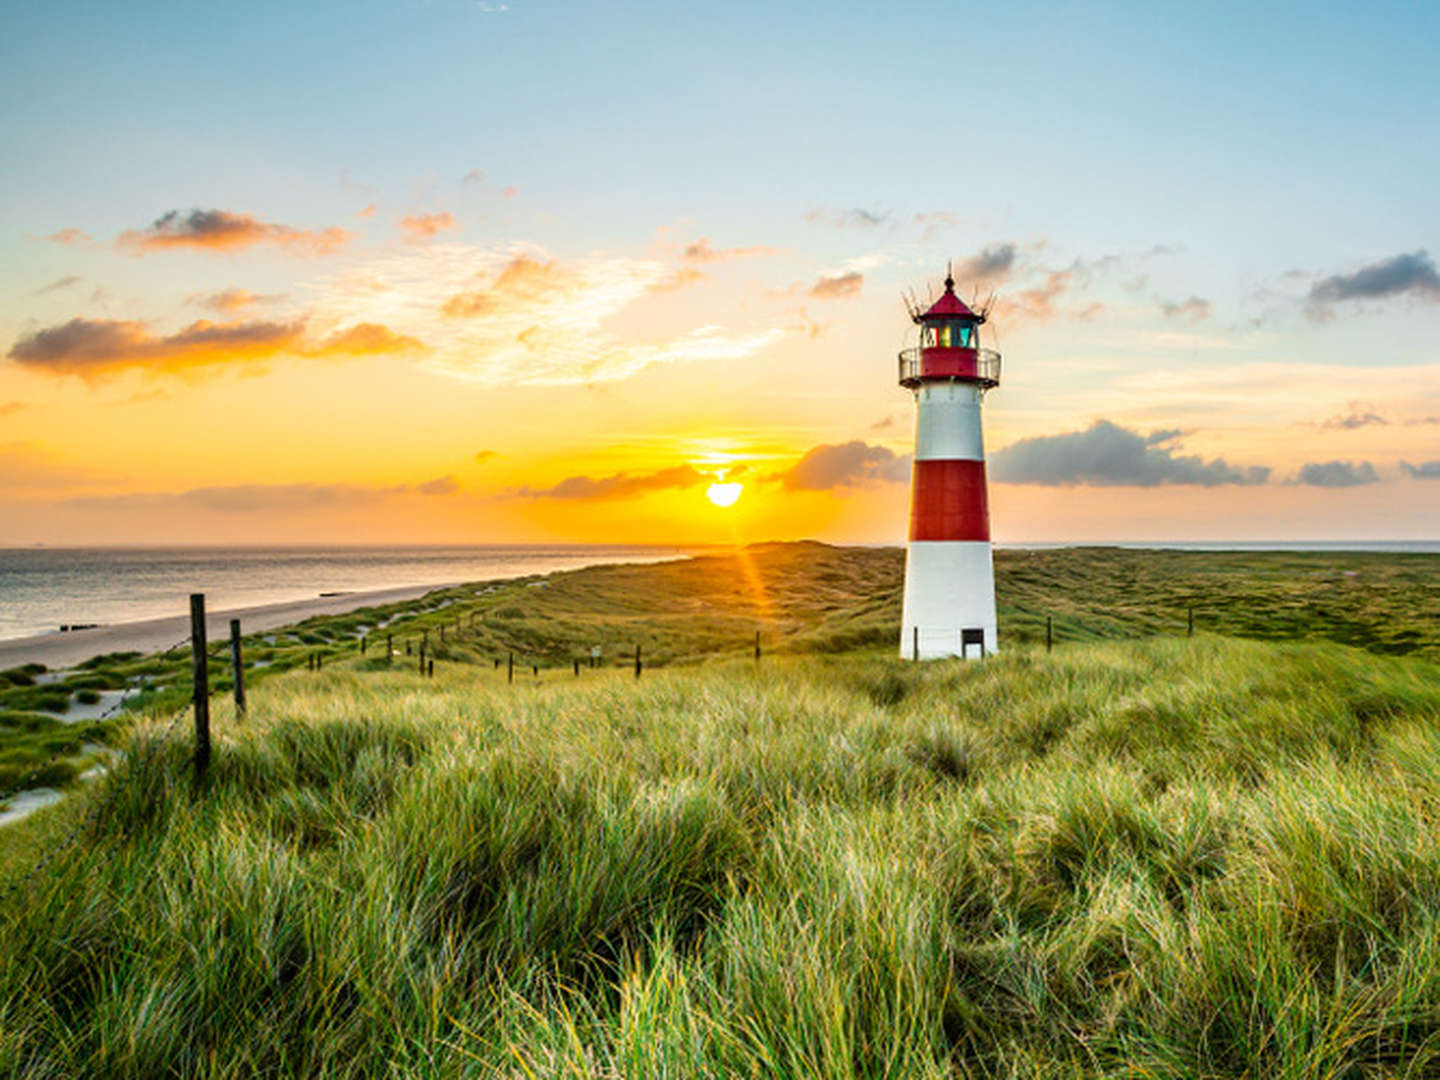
xmin=0 ymin=582 xmax=463 ymax=671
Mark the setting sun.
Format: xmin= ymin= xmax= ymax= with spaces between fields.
xmin=706 ymin=482 xmax=743 ymax=508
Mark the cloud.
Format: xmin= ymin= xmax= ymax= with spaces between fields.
xmin=309 ymin=242 xmax=786 ymax=386
xmin=45 ymin=228 xmax=94 ymax=247
xmin=1320 ymin=403 xmax=1389 ymax=430
xmin=1296 ymin=460 xmax=1379 ymax=487
xmin=1159 ymin=296 xmax=1212 ymax=321
xmin=500 ymin=185 xmax=519 ymax=199
xmin=958 ymin=243 xmax=1018 ymax=285
xmin=474 ymin=450 xmax=498 ymax=464
xmin=356 ymin=203 xmax=377 ymax=219
xmin=36 ymin=275 xmax=82 ymax=295
xmin=416 ymin=475 xmax=459 ymax=495
xmin=65 ymin=477 xmax=462 ymax=513
xmin=1308 ymin=251 xmax=1440 ymax=316
xmin=1405 ymin=416 xmax=1440 ymax=426
xmin=0 ymin=402 xmax=26 ymax=417
xmin=118 ymin=209 xmax=351 ymax=255
xmin=779 ymin=441 xmax=910 ymax=491
xmin=1401 ymin=461 xmax=1440 ymax=479
xmin=400 ymin=211 xmax=458 ymax=241
xmin=647 ymin=266 xmax=706 ymax=293
xmin=513 ymin=464 xmax=708 ymax=500
xmin=804 ymin=207 xmax=890 ymax=229
xmin=681 ymin=237 xmax=776 ymax=263
xmin=187 ymin=288 xmax=286 ymax=313
xmin=8 ymin=316 xmax=425 ymax=379
xmin=462 ymin=169 xmax=486 ymax=185
xmin=810 ymin=271 xmax=863 ymax=299
xmin=442 ymin=253 xmax=571 ymax=316
xmin=990 ymin=420 xmax=1271 ymax=487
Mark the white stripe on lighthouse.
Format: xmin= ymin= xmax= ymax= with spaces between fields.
xmin=914 ymin=382 xmax=986 ymax=461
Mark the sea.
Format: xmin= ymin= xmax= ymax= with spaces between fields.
xmin=0 ymin=545 xmax=699 ymax=643
xmin=1 ymin=541 xmax=1435 ymax=645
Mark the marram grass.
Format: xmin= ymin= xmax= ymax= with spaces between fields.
xmin=4 ymin=636 xmax=1440 ymax=1077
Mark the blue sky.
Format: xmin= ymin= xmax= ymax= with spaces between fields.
xmin=1 ymin=0 xmax=1437 ymax=543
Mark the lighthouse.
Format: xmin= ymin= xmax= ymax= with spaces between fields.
xmin=898 ymin=272 xmax=1001 ymax=660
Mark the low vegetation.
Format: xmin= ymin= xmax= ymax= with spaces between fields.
xmin=3 ymin=540 xmax=1440 ymax=1075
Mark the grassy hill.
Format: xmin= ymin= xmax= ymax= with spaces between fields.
xmin=3 ymin=545 xmax=1440 ymax=1077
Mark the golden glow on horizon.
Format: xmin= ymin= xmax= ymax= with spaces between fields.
xmin=706 ymin=481 xmax=743 ymax=507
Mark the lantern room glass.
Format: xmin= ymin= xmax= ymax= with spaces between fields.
xmin=923 ymin=321 xmax=975 ymax=348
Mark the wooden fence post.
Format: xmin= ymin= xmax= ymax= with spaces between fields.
xmin=418 ymin=641 xmax=426 ymax=675
xmin=913 ymin=626 xmax=919 ymax=662
xmin=386 ymin=634 xmax=393 ymax=665
xmin=190 ymin=593 xmax=210 ymax=779
xmin=316 ymin=652 xmax=322 ymax=671
xmin=635 ymin=644 xmax=642 ymax=679
xmin=754 ymin=630 xmax=761 ymax=662
xmin=428 ymin=659 xmax=434 ymax=678
xmin=508 ymin=652 xmax=514 ymax=684
xmin=1046 ymin=616 xmax=1053 ymax=654
xmin=229 ymin=618 xmax=246 ymax=720
xmin=1187 ymin=607 xmax=1194 ymax=637
xmin=360 ymin=635 xmax=367 ymax=654
xmin=574 ymin=658 xmax=580 ymax=677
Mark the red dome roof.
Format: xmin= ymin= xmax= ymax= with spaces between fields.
xmin=920 ymin=274 xmax=979 ymax=321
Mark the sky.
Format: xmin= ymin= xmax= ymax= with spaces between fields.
xmin=2 ymin=0 xmax=1437 ymax=546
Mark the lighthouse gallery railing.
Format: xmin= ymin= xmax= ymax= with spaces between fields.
xmin=898 ymin=347 xmax=1001 ymax=389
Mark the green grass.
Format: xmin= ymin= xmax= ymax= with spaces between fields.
xmin=4 ymin=626 xmax=1440 ymax=1076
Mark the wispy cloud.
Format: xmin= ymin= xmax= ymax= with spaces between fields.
xmin=991 ymin=421 xmax=1271 ymax=487
xmin=45 ymin=228 xmax=95 ymax=247
xmin=308 ymin=242 xmax=786 ymax=386
xmin=778 ymin=441 xmax=910 ymax=491
xmin=512 ymin=464 xmax=708 ymax=500
xmin=958 ymin=243 xmax=1018 ymax=285
xmin=1401 ymin=461 xmax=1440 ymax=479
xmin=804 ymin=207 xmax=890 ymax=229
xmin=682 ymin=237 xmax=776 ymax=263
xmin=1159 ymin=296 xmax=1212 ymax=321
xmin=400 ymin=211 xmax=459 ymax=241
xmin=35 ymin=275 xmax=82 ymax=295
xmin=187 ymin=288 xmax=286 ymax=313
xmin=64 ymin=477 xmax=463 ymax=513
xmin=1319 ymin=402 xmax=1389 ymax=430
xmin=1295 ymin=460 xmax=1379 ymax=487
xmin=474 ymin=450 xmax=498 ymax=464
xmin=8 ymin=316 xmax=424 ymax=380
xmin=0 ymin=402 xmax=26 ymax=417
xmin=461 ymin=168 xmax=486 ymax=185
xmin=118 ymin=209 xmax=351 ymax=256
xmin=810 ymin=271 xmax=863 ymax=299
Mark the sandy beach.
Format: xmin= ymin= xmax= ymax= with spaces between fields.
xmin=0 ymin=582 xmax=460 ymax=671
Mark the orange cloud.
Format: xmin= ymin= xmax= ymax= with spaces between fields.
xmin=512 ymin=464 xmax=708 ymax=500
xmin=118 ymin=209 xmax=351 ymax=255
xmin=45 ymin=228 xmax=95 ymax=247
xmin=646 ymin=266 xmax=706 ymax=293
xmin=187 ymin=288 xmax=285 ymax=313
xmin=442 ymin=253 xmax=572 ymax=317
xmin=356 ymin=203 xmax=378 ymax=219
xmin=810 ymin=271 xmax=863 ymax=299
xmin=8 ymin=316 xmax=425 ymax=380
xmin=400 ymin=211 xmax=458 ymax=241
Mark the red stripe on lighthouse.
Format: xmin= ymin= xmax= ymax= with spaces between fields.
xmin=909 ymin=459 xmax=990 ymax=541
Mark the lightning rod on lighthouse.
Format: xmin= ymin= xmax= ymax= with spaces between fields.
xmin=898 ymin=270 xmax=1001 ymax=660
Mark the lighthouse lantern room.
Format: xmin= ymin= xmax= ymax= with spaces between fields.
xmin=898 ymin=271 xmax=1001 ymax=660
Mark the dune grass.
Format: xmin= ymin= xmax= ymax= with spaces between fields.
xmin=4 ymin=631 xmax=1440 ymax=1076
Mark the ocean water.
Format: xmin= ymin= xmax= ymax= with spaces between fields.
xmin=0 ymin=545 xmax=696 ymax=642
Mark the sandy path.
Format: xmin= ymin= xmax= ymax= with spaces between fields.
xmin=0 ymin=582 xmax=461 ymax=670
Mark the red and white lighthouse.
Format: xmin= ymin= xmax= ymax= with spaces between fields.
xmin=898 ymin=272 xmax=1001 ymax=660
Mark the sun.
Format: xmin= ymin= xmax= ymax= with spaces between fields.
xmin=706 ymin=481 xmax=743 ymax=507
